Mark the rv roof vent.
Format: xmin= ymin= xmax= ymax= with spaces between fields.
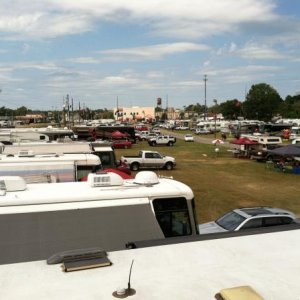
xmin=18 ymin=150 xmax=35 ymax=157
xmin=134 ymin=171 xmax=159 ymax=185
xmin=0 ymin=176 xmax=27 ymax=194
xmin=88 ymin=172 xmax=124 ymax=187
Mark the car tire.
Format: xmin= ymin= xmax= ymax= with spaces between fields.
xmin=131 ymin=163 xmax=140 ymax=171
xmin=151 ymin=142 xmax=156 ymax=146
xmin=124 ymin=145 xmax=128 ymax=149
xmin=168 ymin=142 xmax=174 ymax=146
xmin=165 ymin=162 xmax=173 ymax=170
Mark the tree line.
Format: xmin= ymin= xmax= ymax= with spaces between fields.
xmin=1 ymin=83 xmax=299 ymax=122
xmin=208 ymin=83 xmax=300 ymax=121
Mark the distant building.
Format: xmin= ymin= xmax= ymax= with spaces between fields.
xmin=114 ymin=106 xmax=155 ymax=122
xmin=15 ymin=114 xmax=45 ymax=124
xmin=155 ymin=107 xmax=181 ymax=121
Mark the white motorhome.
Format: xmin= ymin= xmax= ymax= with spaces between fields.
xmin=0 ymin=203 xmax=299 ymax=299
xmin=0 ymin=172 xmax=198 ymax=265
xmin=0 ymin=153 xmax=101 ymax=182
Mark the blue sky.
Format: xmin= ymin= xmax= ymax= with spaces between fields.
xmin=0 ymin=0 xmax=299 ymax=110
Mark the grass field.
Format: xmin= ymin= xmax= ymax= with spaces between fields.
xmin=115 ymin=137 xmax=300 ymax=224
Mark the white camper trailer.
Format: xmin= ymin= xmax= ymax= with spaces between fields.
xmin=2 ymin=141 xmax=118 ymax=169
xmin=0 ymin=153 xmax=101 ymax=182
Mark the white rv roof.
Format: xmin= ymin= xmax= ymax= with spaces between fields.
xmin=0 ymin=153 xmax=100 ymax=165
xmin=0 ymin=173 xmax=194 ymax=211
xmin=0 ymin=228 xmax=299 ymax=299
xmin=3 ymin=142 xmax=93 ymax=155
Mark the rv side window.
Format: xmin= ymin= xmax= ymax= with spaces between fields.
xmin=153 ymin=197 xmax=191 ymax=237
xmin=77 ymin=165 xmax=101 ymax=180
xmin=95 ymin=151 xmax=116 ymax=168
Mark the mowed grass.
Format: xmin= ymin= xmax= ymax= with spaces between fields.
xmin=115 ymin=139 xmax=300 ymax=224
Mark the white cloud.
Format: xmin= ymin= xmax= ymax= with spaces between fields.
xmin=99 ymin=75 xmax=139 ymax=86
xmin=203 ymin=60 xmax=210 ymax=67
xmin=69 ymin=57 xmax=101 ymax=64
xmin=146 ymin=71 xmax=165 ymax=79
xmin=229 ymin=42 xmax=237 ymax=53
xmin=99 ymin=42 xmax=208 ymax=61
xmin=68 ymin=43 xmax=208 ymax=64
xmin=0 ymin=0 xmax=279 ymax=40
xmin=235 ymin=43 xmax=287 ymax=60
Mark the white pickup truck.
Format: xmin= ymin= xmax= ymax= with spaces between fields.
xmin=120 ymin=150 xmax=176 ymax=171
xmin=148 ymin=135 xmax=176 ymax=146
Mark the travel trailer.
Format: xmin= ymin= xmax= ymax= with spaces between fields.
xmin=0 ymin=130 xmax=50 ymax=144
xmin=0 ymin=171 xmax=198 ymax=265
xmin=0 ymin=153 xmax=101 ymax=183
xmin=0 ymin=126 xmax=75 ymax=143
xmin=1 ymin=141 xmax=119 ymax=169
xmin=196 ymin=121 xmax=229 ymax=133
xmin=241 ymin=135 xmax=283 ymax=161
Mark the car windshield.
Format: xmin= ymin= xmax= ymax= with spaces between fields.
xmin=216 ymin=211 xmax=246 ymax=230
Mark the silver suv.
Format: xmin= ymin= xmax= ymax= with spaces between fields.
xmin=199 ymin=207 xmax=296 ymax=234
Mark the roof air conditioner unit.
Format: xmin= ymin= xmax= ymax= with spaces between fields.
xmin=88 ymin=172 xmax=124 ymax=187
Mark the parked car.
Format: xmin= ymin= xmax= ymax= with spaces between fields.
xmin=111 ymin=139 xmax=132 ymax=149
xmin=199 ymin=207 xmax=297 ymax=234
xmin=184 ymin=134 xmax=194 ymax=142
xmin=195 ymin=128 xmax=210 ymax=135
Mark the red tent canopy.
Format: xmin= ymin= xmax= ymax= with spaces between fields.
xmin=231 ymin=137 xmax=258 ymax=145
xmin=111 ymin=130 xmax=127 ymax=138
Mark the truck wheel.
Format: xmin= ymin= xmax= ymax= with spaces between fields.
xmin=131 ymin=163 xmax=140 ymax=171
xmin=165 ymin=162 xmax=173 ymax=170
xmin=168 ymin=142 xmax=174 ymax=146
xmin=151 ymin=142 xmax=156 ymax=146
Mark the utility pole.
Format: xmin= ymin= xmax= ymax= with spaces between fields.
xmin=62 ymin=97 xmax=66 ymax=128
xmin=71 ymin=98 xmax=74 ymax=126
xmin=213 ymin=99 xmax=218 ymax=139
xmin=204 ymin=75 xmax=207 ymax=121
xmin=66 ymin=94 xmax=70 ymax=128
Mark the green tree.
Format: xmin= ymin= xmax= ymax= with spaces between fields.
xmin=217 ymin=99 xmax=242 ymax=119
xmin=184 ymin=103 xmax=205 ymax=114
xmin=15 ymin=106 xmax=29 ymax=116
xmin=243 ymin=83 xmax=282 ymax=121
xmin=280 ymin=94 xmax=300 ymax=118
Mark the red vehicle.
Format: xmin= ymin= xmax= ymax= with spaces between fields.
xmin=112 ymin=139 xmax=132 ymax=149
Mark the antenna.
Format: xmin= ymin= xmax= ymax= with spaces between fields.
xmin=112 ymin=259 xmax=136 ymax=298
xmin=127 ymin=260 xmax=134 ymax=293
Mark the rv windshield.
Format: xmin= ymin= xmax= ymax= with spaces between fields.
xmin=153 ymin=197 xmax=192 ymax=237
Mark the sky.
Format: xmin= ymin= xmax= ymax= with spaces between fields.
xmin=0 ymin=0 xmax=299 ymax=111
